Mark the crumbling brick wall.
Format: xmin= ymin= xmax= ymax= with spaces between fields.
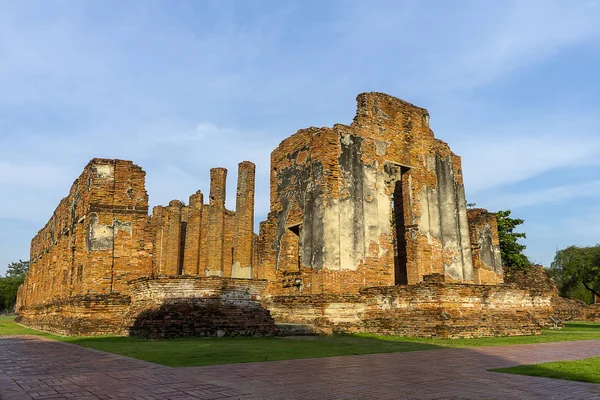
xmin=151 ymin=162 xmax=256 ymax=278
xmin=467 ymin=208 xmax=503 ymax=284
xmin=258 ymin=92 xmax=476 ymax=295
xmin=18 ymin=159 xmax=153 ymax=309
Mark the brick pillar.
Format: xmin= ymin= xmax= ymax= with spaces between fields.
xmin=151 ymin=206 xmax=166 ymax=276
xmin=165 ymin=200 xmax=183 ymax=275
xmin=206 ymin=168 xmax=227 ymax=276
xmin=183 ymin=191 xmax=203 ymax=275
xmin=233 ymin=162 xmax=255 ymax=278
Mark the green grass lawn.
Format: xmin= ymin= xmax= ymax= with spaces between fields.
xmin=491 ymin=357 xmax=600 ymax=384
xmin=1 ymin=317 xmax=599 ymax=367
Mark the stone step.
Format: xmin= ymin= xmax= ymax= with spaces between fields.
xmin=276 ymin=323 xmax=320 ymax=336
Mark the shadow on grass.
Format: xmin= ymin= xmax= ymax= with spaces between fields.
xmin=564 ymin=322 xmax=600 ymax=331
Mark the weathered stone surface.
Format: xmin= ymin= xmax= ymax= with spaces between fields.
xmin=260 ymin=93 xmax=475 ymax=296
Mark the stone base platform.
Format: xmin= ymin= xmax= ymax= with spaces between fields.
xmin=266 ymin=275 xmax=555 ymax=338
xmin=126 ymin=276 xmax=279 ymax=338
xmin=15 ymin=294 xmax=132 ymax=336
xmin=17 ymin=276 xmax=279 ymax=338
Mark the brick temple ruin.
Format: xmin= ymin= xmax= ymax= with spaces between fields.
xmin=16 ymin=93 xmax=555 ymax=338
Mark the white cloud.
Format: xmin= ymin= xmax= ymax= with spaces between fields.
xmin=439 ymin=1 xmax=600 ymax=90
xmin=453 ymin=113 xmax=600 ymax=193
xmin=0 ymin=161 xmax=70 ymax=189
xmin=485 ymin=180 xmax=600 ymax=210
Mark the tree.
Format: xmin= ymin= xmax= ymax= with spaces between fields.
xmin=0 ymin=259 xmax=29 ymax=312
xmin=6 ymin=260 xmax=29 ymax=278
xmin=495 ymin=210 xmax=530 ymax=271
xmin=549 ymin=245 xmax=600 ymax=304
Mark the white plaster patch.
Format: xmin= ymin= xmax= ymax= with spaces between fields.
xmin=339 ymin=200 xmax=361 ymax=270
xmin=374 ymin=170 xmax=392 ymax=258
xmin=340 ymin=133 xmax=353 ymax=146
xmin=375 ymin=140 xmax=388 ymax=156
xmin=418 ymin=185 xmax=441 ymax=244
xmin=363 ymin=167 xmax=381 ymax=257
xmin=231 ymin=261 xmax=253 ymax=279
xmin=93 ymin=164 xmax=114 ymax=178
xmin=427 ymin=156 xmax=436 ymax=172
xmin=322 ymin=200 xmax=341 ymax=270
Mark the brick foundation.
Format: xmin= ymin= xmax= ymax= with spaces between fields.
xmin=15 ymin=294 xmax=131 ymax=336
xmin=267 ymin=275 xmax=553 ymax=338
xmin=126 ymin=276 xmax=278 ymax=339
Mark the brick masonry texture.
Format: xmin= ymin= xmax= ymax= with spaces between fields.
xmin=16 ymin=92 xmax=581 ymax=338
xmin=266 ymin=274 xmax=551 ymax=338
xmin=126 ymin=276 xmax=278 ymax=338
xmin=504 ymin=264 xmax=600 ymax=322
xmin=467 ymin=208 xmax=503 ymax=285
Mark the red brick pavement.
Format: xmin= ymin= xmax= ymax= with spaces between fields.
xmin=1 ymin=335 xmax=600 ymax=399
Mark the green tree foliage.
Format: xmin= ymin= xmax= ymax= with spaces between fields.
xmin=495 ymin=210 xmax=530 ymax=271
xmin=0 ymin=260 xmax=29 ymax=313
xmin=548 ymin=245 xmax=600 ymax=304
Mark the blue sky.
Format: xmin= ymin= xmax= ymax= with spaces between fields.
xmin=1 ymin=0 xmax=600 ymax=274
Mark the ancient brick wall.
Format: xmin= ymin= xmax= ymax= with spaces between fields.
xmin=259 ymin=92 xmax=475 ymax=296
xmin=267 ymin=275 xmax=552 ymax=338
xmin=503 ymin=265 xmax=557 ymax=294
xmin=18 ymin=159 xmax=153 ymax=309
xmin=467 ymin=208 xmax=503 ymax=284
xmin=151 ymin=162 xmax=256 ymax=278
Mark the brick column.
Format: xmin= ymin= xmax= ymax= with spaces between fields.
xmin=165 ymin=200 xmax=183 ymax=275
xmin=206 ymin=168 xmax=227 ymax=276
xmin=183 ymin=191 xmax=203 ymax=275
xmin=151 ymin=206 xmax=166 ymax=276
xmin=233 ymin=162 xmax=255 ymax=277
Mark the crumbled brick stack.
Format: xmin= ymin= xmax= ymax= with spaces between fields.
xmin=467 ymin=208 xmax=503 ymax=284
xmin=504 ymin=265 xmax=600 ymax=322
xmin=126 ymin=276 xmax=278 ymax=338
xmin=503 ymin=265 xmax=558 ymax=294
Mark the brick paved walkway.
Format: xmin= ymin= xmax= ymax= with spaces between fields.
xmin=1 ymin=336 xmax=600 ymax=399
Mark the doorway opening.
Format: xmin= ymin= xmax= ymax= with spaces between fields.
xmin=392 ymin=168 xmax=409 ymax=285
xmin=288 ymin=224 xmax=302 ymax=271
xmin=177 ymin=222 xmax=187 ymax=275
